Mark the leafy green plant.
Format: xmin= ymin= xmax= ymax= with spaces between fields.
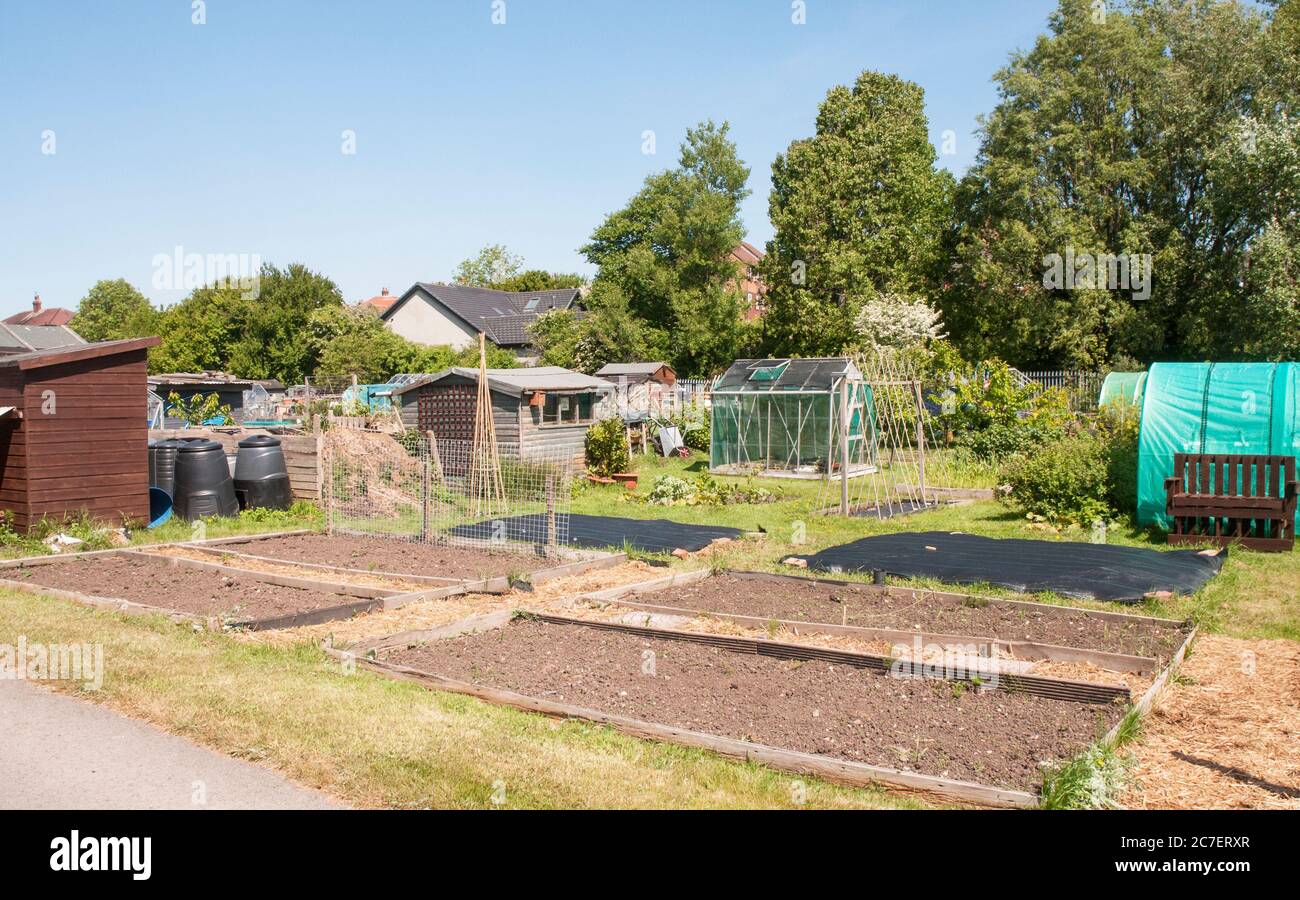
xmin=167 ymin=391 xmax=234 ymax=426
xmin=999 ymin=434 xmax=1112 ymax=528
xmin=585 ymin=418 xmax=631 ymax=477
xmin=643 ymin=475 xmax=694 ymax=505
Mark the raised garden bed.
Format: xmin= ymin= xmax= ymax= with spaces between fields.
xmin=380 ymin=615 xmax=1123 ymax=796
xmin=607 ymin=571 xmax=1188 ymax=663
xmin=0 ymin=553 xmax=378 ymax=628
xmin=201 ymin=533 xmax=622 ymax=590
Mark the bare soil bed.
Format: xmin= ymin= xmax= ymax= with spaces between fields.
xmin=5 ymin=555 xmax=363 ymax=621
xmin=216 ymin=534 xmax=556 ymax=582
xmin=629 ymin=575 xmax=1185 ymax=660
xmin=386 ymin=618 xmax=1124 ymax=792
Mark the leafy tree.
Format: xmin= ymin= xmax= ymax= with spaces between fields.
xmin=760 ymin=71 xmax=952 ymax=357
xmin=166 ymin=391 xmax=233 ymax=426
xmin=70 ymin=279 xmax=160 ymax=342
xmin=581 ymin=121 xmax=752 ymax=378
xmin=940 ymin=0 xmax=1296 ymax=366
xmin=454 ymin=244 xmax=523 ymax=287
xmin=491 ymin=270 xmax=587 ymax=292
xmin=149 ymin=263 xmax=343 ymax=383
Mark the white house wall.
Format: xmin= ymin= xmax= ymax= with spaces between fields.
xmin=386 ymin=290 xmax=479 ymax=350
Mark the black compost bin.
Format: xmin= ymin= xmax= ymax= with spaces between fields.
xmin=233 ymin=434 xmax=292 ymax=511
xmin=172 ymin=439 xmax=239 ymax=520
xmin=149 ymin=438 xmax=189 ymax=499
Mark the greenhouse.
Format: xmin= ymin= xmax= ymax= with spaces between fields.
xmin=1098 ymin=371 xmax=1147 ymax=409
xmin=1137 ymin=362 xmax=1300 ymax=529
xmin=710 ymin=358 xmax=876 ymax=479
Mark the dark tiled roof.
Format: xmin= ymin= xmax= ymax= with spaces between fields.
xmin=388 ymin=283 xmax=581 ymax=347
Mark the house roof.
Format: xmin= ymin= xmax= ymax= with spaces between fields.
xmin=0 ymin=323 xmax=85 ymax=355
xmin=357 ymin=288 xmax=398 ymax=314
xmin=713 ymin=358 xmax=862 ymax=393
xmin=0 ymin=336 xmax=160 ymax=371
xmin=595 ymin=362 xmax=674 ymax=377
xmin=3 ymin=303 xmax=75 ymax=327
xmin=393 ymin=366 xmax=613 ymax=398
xmin=383 ymin=282 xmax=581 ymax=347
xmin=730 ymin=242 xmax=764 ymax=266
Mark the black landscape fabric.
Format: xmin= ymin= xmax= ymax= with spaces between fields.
xmin=804 ymin=531 xmax=1224 ymax=602
xmin=450 ymin=513 xmax=743 ymax=554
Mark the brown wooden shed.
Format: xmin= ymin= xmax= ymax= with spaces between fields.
xmin=0 ymin=337 xmax=159 ymax=530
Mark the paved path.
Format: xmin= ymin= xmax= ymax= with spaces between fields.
xmin=0 ymin=680 xmax=345 ymax=809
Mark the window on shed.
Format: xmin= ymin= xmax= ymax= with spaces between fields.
xmin=541 ymin=392 xmax=594 ymax=425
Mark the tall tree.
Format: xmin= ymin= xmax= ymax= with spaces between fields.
xmin=940 ymin=0 xmax=1296 ymax=366
xmin=453 ymin=244 xmax=523 ymax=287
xmin=70 ymin=279 xmax=161 ymax=342
xmin=581 ymin=120 xmax=753 ymax=377
xmin=760 ymin=71 xmax=951 ymax=357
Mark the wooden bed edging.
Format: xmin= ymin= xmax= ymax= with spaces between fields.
xmin=0 ymin=576 xmax=216 ymax=629
xmin=229 ymin=598 xmax=386 ymax=632
xmin=324 ymin=647 xmax=1039 ymax=809
xmin=531 ymin=613 xmax=1129 ymax=705
xmin=348 ymin=610 xmax=516 ymax=655
xmin=1101 ymin=626 xmax=1199 ymax=749
xmin=564 ymin=595 xmax=1161 ymax=675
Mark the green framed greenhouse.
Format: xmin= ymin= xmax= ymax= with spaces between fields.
xmin=709 ymin=358 xmax=877 ymax=479
xmin=1137 ymin=362 xmax=1300 ymax=529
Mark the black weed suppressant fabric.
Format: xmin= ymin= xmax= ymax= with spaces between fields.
xmin=450 ymin=513 xmax=743 ymax=554
xmin=803 ymin=531 xmax=1225 ymax=602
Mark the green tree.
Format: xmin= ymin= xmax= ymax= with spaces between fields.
xmin=940 ymin=0 xmax=1296 ymax=366
xmin=490 ymin=270 xmax=587 ymax=292
xmin=70 ymin=279 xmax=160 ymax=342
xmin=454 ymin=244 xmax=523 ymax=287
xmin=760 ymin=71 xmax=951 ymax=357
xmin=150 ymin=263 xmax=343 ymax=383
xmin=581 ymin=121 xmax=751 ymax=377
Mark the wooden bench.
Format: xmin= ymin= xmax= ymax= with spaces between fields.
xmin=1165 ymin=453 xmax=1298 ymax=552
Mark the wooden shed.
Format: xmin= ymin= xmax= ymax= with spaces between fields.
xmin=0 ymin=337 xmax=159 ymax=530
xmin=394 ymin=366 xmax=613 ymax=469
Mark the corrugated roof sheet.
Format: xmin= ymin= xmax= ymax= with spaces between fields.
xmin=596 ymin=362 xmax=673 ymax=377
xmin=394 ymin=366 xmax=613 ymax=397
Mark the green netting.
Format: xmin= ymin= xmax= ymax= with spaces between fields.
xmin=710 ymin=384 xmax=874 ymax=472
xmin=1098 ymin=371 xmax=1147 ymax=408
xmin=1136 ymin=362 xmax=1300 ymax=528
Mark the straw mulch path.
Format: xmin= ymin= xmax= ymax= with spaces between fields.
xmin=1122 ymin=634 xmax=1299 ymax=809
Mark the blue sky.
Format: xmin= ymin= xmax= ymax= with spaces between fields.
xmin=0 ymin=0 xmax=1059 ymax=316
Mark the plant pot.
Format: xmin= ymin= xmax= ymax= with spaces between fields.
xmin=588 ymin=474 xmax=615 ymax=485
xmin=611 ymin=473 xmax=638 ymax=490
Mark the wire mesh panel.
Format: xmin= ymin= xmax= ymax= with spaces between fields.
xmin=323 ymin=429 xmax=573 ymax=548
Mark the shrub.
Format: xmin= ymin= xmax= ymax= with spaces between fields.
xmin=643 ymin=475 xmax=694 ymax=505
xmin=957 ymin=422 xmax=1053 ymax=462
xmin=585 ymin=418 xmax=630 ymax=477
xmin=999 ymin=433 xmax=1113 ymax=528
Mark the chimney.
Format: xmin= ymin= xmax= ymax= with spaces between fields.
xmin=381 ymin=287 xmax=389 ymax=296
xmin=32 ymin=293 xmax=42 ymax=313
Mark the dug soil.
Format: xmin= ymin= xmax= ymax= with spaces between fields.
xmin=8 ymin=555 xmax=365 ymax=621
xmin=219 ymin=534 xmax=554 ymax=581
xmin=632 ymin=575 xmax=1185 ymax=660
xmin=386 ymin=618 xmax=1123 ymax=792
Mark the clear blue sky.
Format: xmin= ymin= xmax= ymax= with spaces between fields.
xmin=0 ymin=0 xmax=1058 ymax=316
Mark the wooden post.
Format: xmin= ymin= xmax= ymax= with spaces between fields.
xmin=421 ymin=441 xmax=432 ymax=543
xmin=545 ymin=475 xmax=557 ymax=549
xmin=316 ymin=415 xmax=333 ymax=535
xmin=913 ymin=379 xmax=927 ymax=502
xmin=840 ymin=378 xmax=850 ymax=515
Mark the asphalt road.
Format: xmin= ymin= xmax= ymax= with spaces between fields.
xmin=0 ymin=680 xmax=345 ymax=810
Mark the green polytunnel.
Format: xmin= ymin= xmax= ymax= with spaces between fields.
xmin=1098 ymin=371 xmax=1147 ymax=409
xmin=1136 ymin=362 xmax=1300 ymax=529
xmin=710 ymin=358 xmax=877 ymax=478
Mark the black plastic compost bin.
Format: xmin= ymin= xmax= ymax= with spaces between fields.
xmin=149 ymin=438 xmax=189 ymax=499
xmin=233 ymin=434 xmax=292 ymax=511
xmin=172 ymin=439 xmax=239 ymax=520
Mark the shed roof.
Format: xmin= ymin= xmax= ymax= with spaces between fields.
xmin=713 ymin=358 xmax=862 ymax=393
xmin=595 ymin=362 xmax=674 ymax=377
xmin=0 ymin=322 xmax=85 ymax=354
xmin=0 ymin=336 xmax=159 ymax=371
xmin=393 ymin=366 xmax=613 ymax=398
xmin=149 ymin=371 xmax=286 ymax=392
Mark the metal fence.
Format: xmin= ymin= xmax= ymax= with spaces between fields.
xmin=322 ymin=430 xmax=573 ymax=548
xmin=1018 ymin=370 xmax=1104 ymax=412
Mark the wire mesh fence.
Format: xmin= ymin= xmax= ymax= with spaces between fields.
xmin=322 ymin=429 xmax=574 ymax=549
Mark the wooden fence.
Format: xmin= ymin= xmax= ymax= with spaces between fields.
xmin=149 ymin=428 xmax=320 ymax=500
